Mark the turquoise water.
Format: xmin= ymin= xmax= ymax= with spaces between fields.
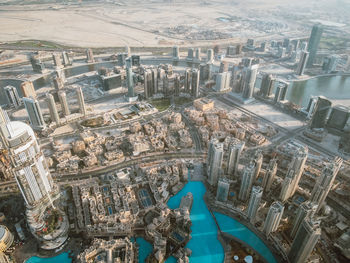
xmin=136 ymin=237 xmax=153 ymax=263
xmin=25 ymin=252 xmax=71 ymax=263
xmin=214 ymin=213 xmax=277 ymax=263
xmin=167 ymin=181 xmax=225 ymax=263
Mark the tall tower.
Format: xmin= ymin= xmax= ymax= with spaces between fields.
xmin=58 ymin=91 xmax=70 ymax=117
xmin=216 ymin=179 xmax=230 ymax=202
xmin=62 ymin=51 xmax=71 ymax=66
xmin=311 ymin=157 xmax=342 ymax=213
xmin=307 ymin=24 xmax=323 ymax=67
xmin=288 ymin=217 xmax=321 ymax=263
xmin=207 ymin=139 xmax=223 ymax=186
xmin=296 ymin=51 xmax=309 ymax=76
xmin=4 ymin=86 xmax=21 ymax=108
xmin=291 ymin=201 xmax=318 ymax=239
xmin=172 ymin=46 xmax=180 ymax=60
xmin=207 ymin=49 xmax=214 ymax=62
xmin=226 ymin=139 xmax=244 ymax=177
xmin=247 ymin=186 xmax=263 ymax=223
xmin=52 ymin=53 xmax=63 ymax=69
xmin=241 ymin=64 xmax=258 ymax=99
xmin=280 ymin=145 xmax=308 ymax=202
xmin=22 ymin=97 xmax=46 ymax=131
xmin=263 ymin=201 xmax=284 ymax=236
xmin=253 ymin=150 xmax=263 ymax=179
xmin=86 ymin=48 xmax=95 ymax=63
xmin=0 ymin=108 xmax=68 ymax=249
xmin=76 ymin=86 xmax=87 ymax=116
xmin=260 ymin=74 xmax=274 ymax=98
xmin=238 ymin=163 xmax=255 ymax=201
xmin=191 ymin=68 xmax=200 ymax=98
xmin=185 ymin=69 xmax=192 ymax=93
xmin=46 ymin=93 xmax=60 ymax=124
xmin=262 ymin=158 xmax=277 ymax=192
xmin=310 ymin=96 xmax=332 ymax=129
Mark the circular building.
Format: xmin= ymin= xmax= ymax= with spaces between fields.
xmin=0 ymin=225 xmax=13 ymax=252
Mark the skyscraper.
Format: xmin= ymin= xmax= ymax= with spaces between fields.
xmin=207 ymin=139 xmax=223 ymax=186
xmin=172 ymin=46 xmax=179 ymax=60
xmin=86 ymin=48 xmax=95 ymax=63
xmin=46 ymin=93 xmax=60 ymax=124
xmin=126 ymin=67 xmax=135 ymax=98
xmin=226 ymin=139 xmax=245 ymax=177
xmin=307 ymin=24 xmax=323 ymax=67
xmin=174 ymin=74 xmax=181 ymax=97
xmin=241 ymin=64 xmax=258 ymax=99
xmin=311 ymin=157 xmax=342 ymax=213
xmin=247 ymin=186 xmax=263 ymax=223
xmin=288 ymin=217 xmax=321 ymax=263
xmin=274 ymin=82 xmax=288 ymax=103
xmin=296 ymin=51 xmax=309 ymax=76
xmin=253 ymin=150 xmax=263 ymax=179
xmin=216 ymin=179 xmax=230 ymax=202
xmin=62 ymin=51 xmax=71 ymax=66
xmin=238 ymin=163 xmax=255 ymax=201
xmin=310 ymin=96 xmax=332 ymax=129
xmin=280 ymin=145 xmax=308 ymax=202
xmin=207 ymin=49 xmax=214 ymax=62
xmin=195 ymin=48 xmax=201 ymax=60
xmin=52 ymin=53 xmax=63 ymax=69
xmin=144 ymin=69 xmax=153 ymax=99
xmin=187 ymin=48 xmax=194 ymax=60
xmin=58 ymin=91 xmax=70 ymax=117
xmin=215 ymin=72 xmax=231 ymax=92
xmin=185 ymin=69 xmax=192 ymax=93
xmin=125 ymin=46 xmax=131 ymax=57
xmin=262 ymin=158 xmax=277 ymax=192
xmin=22 ymin=97 xmax=46 ymax=130
xmin=291 ymin=201 xmax=318 ymax=239
xmin=260 ymin=74 xmax=275 ymax=98
xmin=263 ymin=201 xmax=284 ymax=236
xmin=20 ymin=81 xmax=36 ymax=98
xmin=327 ymin=105 xmax=350 ymax=131
xmin=0 ymin=109 xmax=68 ymax=248
xmin=76 ymin=86 xmax=87 ymax=116
xmin=4 ymin=86 xmax=21 ymax=108
xmin=191 ymin=68 xmax=200 ymax=98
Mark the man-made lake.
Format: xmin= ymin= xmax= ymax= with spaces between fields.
xmin=25 ymin=252 xmax=71 ymax=263
xmin=137 ymin=181 xmax=277 ymax=263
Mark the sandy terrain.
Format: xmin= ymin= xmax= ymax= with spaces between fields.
xmin=0 ymin=0 xmax=349 ymax=48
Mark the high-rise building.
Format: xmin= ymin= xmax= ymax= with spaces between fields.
xmin=173 ymin=46 xmax=179 ymax=60
xmin=288 ymin=217 xmax=321 ymax=263
xmin=191 ymin=68 xmax=200 ymax=98
xmin=322 ymin=55 xmax=338 ymax=73
xmin=187 ymin=48 xmax=194 ymax=60
xmin=215 ymin=72 xmax=231 ymax=92
xmin=62 ymin=51 xmax=72 ymax=66
xmin=46 ymin=93 xmax=60 ymax=124
xmin=174 ymin=74 xmax=181 ymax=97
xmin=327 ymin=105 xmax=350 ymax=131
xmin=125 ymin=46 xmax=131 ymax=57
xmin=0 ymin=225 xmax=13 ymax=252
xmin=307 ymin=24 xmax=323 ymax=67
xmin=86 ymin=48 xmax=95 ymax=63
xmin=274 ymin=82 xmax=288 ymax=103
xmin=126 ymin=67 xmax=135 ymax=98
xmin=4 ymin=86 xmax=21 ymax=108
xmin=0 ymin=111 xmax=68 ymax=249
xmin=296 ymin=51 xmax=309 ymax=76
xmin=207 ymin=139 xmax=224 ymax=186
xmin=280 ymin=145 xmax=308 ymax=202
xmin=207 ymin=49 xmax=214 ymax=62
xmin=76 ymin=86 xmax=87 ymax=116
xmin=30 ymin=55 xmax=45 ymax=73
xmin=58 ymin=91 xmax=70 ymax=117
xmin=226 ymin=139 xmax=244 ymax=177
xmin=219 ymin=61 xmax=229 ymax=73
xmin=263 ymin=201 xmax=284 ymax=236
xmin=310 ymin=96 xmax=332 ymax=129
xmin=200 ymin=63 xmax=212 ymax=84
xmin=247 ymin=186 xmax=263 ymax=223
xmin=185 ymin=69 xmax=192 ymax=93
xmin=22 ymin=97 xmax=46 ymax=130
xmin=52 ymin=53 xmax=63 ymax=69
xmin=236 ymin=44 xmax=243 ymax=55
xmin=216 ymin=179 xmax=230 ymax=202
xmin=20 ymin=81 xmax=36 ymax=98
xmin=253 ymin=150 xmax=263 ymax=179
xmin=144 ymin=69 xmax=153 ymax=99
xmin=291 ymin=201 xmax=318 ymax=239
xmin=262 ymin=158 xmax=277 ymax=192
xmin=238 ymin=163 xmax=255 ymax=201
xmin=241 ymin=64 xmax=258 ymax=99
xmin=260 ymin=74 xmax=275 ymax=98
xmin=53 ymin=76 xmax=64 ymax=90
xmin=195 ymin=48 xmax=201 ymax=60
xmin=311 ymin=157 xmax=342 ymax=213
